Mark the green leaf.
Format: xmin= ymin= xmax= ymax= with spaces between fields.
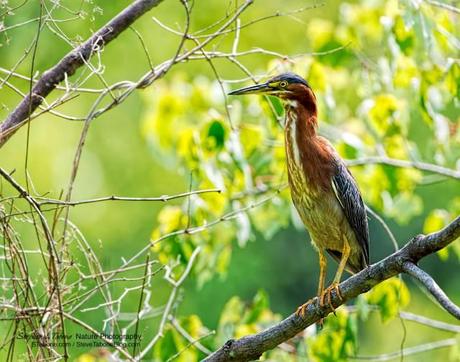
xmin=424 ymin=209 xmax=448 ymax=234
xmin=368 ymin=94 xmax=400 ymax=136
xmin=153 ymin=327 xmax=178 ymax=361
xmin=445 ymin=62 xmax=460 ymax=98
xmin=366 ymin=278 xmax=410 ymax=322
xmin=392 ymin=15 xmax=415 ymax=54
xmin=424 ymin=209 xmax=460 ymax=261
xmin=206 ymin=120 xmax=227 ymax=150
xmin=244 ymin=290 xmax=269 ymax=324
xmin=216 ymin=245 xmax=232 ymax=276
xmin=308 ymin=309 xmax=357 ymax=362
xmin=218 ymin=296 xmax=244 ymax=341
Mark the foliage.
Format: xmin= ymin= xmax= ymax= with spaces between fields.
xmin=307 ymin=309 xmax=358 ymax=362
xmin=143 ymin=76 xmax=293 ymax=286
xmin=150 ymin=291 xmax=281 ymax=361
xmin=424 ymin=201 xmax=460 ymax=260
xmin=0 ymin=0 xmax=458 ymax=360
xmin=140 ymin=0 xmax=459 ymax=359
xmin=366 ymin=278 xmax=410 ymax=322
xmin=143 ymin=0 xmax=459 ymax=278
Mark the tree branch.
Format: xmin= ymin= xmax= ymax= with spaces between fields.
xmin=36 ymin=188 xmax=221 ymax=206
xmin=424 ymin=0 xmax=460 ymax=15
xmin=346 ymin=156 xmax=460 ymax=180
xmin=0 ymin=0 xmax=165 ymax=147
xmin=205 ymin=216 xmax=460 ymax=362
xmin=402 ymin=262 xmax=460 ymax=319
xmin=350 ymin=338 xmax=457 ymax=361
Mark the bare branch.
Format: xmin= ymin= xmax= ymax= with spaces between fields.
xmin=345 ymin=305 xmax=460 ymax=333
xmin=2 ymin=2 xmax=458 ymax=361
xmin=136 ymin=247 xmax=201 ymax=360
xmin=0 ymin=66 xmax=105 ymax=93
xmin=345 ymin=306 xmax=460 ymax=333
xmin=36 ymin=188 xmax=221 ymax=206
xmin=205 ymin=216 xmax=460 ymax=362
xmin=424 ymin=0 xmax=460 ymax=14
xmin=366 ymin=205 xmax=398 ymax=252
xmin=398 ymin=311 xmax=460 ymax=333
xmin=0 ymin=168 xmax=68 ymax=352
xmin=170 ymin=316 xmax=213 ymax=355
xmin=0 ymin=0 xmax=165 ymax=147
xmin=64 ymin=189 xmax=280 ymax=318
xmin=346 ymin=157 xmax=460 ymax=180
xmin=402 ymin=262 xmax=460 ymax=319
xmin=350 ymin=338 xmax=457 ymax=361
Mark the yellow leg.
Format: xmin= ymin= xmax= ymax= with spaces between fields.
xmin=296 ymin=248 xmax=327 ymax=318
xmin=321 ymin=239 xmax=350 ymax=311
xmin=317 ymin=248 xmax=327 ymax=297
xmin=333 ymin=238 xmax=351 ymax=284
xmin=317 ymin=249 xmax=327 ymax=326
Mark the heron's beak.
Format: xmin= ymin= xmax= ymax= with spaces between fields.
xmin=228 ymin=82 xmax=272 ymax=95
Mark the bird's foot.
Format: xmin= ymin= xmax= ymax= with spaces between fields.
xmin=295 ymin=298 xmax=315 ymax=318
xmin=319 ymin=283 xmax=343 ymax=314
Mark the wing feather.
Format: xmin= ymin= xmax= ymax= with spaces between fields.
xmin=331 ymin=160 xmax=370 ymax=266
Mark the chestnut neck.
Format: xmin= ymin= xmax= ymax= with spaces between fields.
xmin=284 ymin=88 xmax=318 ymax=137
xmin=284 ymin=87 xmax=334 ymax=192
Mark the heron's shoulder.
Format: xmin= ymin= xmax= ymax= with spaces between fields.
xmin=315 ymin=136 xmax=340 ymax=159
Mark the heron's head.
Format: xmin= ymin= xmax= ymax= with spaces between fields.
xmin=228 ymin=72 xmax=312 ymax=102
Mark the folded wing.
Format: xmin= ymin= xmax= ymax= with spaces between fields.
xmin=331 ymin=160 xmax=370 ymax=268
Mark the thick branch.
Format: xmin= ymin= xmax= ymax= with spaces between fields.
xmin=0 ymin=0 xmax=165 ymax=147
xmin=205 ymin=216 xmax=460 ymax=362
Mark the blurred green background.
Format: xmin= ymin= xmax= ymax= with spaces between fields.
xmin=1 ymin=0 xmax=459 ymax=361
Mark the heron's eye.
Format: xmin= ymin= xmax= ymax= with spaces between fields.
xmin=279 ymin=81 xmax=288 ymax=88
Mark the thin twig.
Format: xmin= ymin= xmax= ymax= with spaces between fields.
xmin=350 ymin=338 xmax=457 ymax=361
xmin=346 ymin=157 xmax=460 ymax=180
xmin=136 ymin=247 xmax=202 ymax=360
xmin=0 ymin=0 xmax=165 ymax=146
xmin=37 ymin=188 xmax=221 ymax=206
xmin=424 ymin=0 xmax=460 ymax=14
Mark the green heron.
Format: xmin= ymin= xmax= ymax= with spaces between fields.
xmin=229 ymin=73 xmax=370 ymax=316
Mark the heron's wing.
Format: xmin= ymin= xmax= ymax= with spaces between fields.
xmin=331 ymin=160 xmax=370 ymax=265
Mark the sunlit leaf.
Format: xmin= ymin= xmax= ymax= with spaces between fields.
xmin=308 ymin=309 xmax=357 ymax=362
xmin=392 ymin=15 xmax=415 ymax=54
xmin=366 ymin=278 xmax=410 ymax=322
xmin=368 ymin=94 xmax=400 ymax=136
xmin=204 ymin=119 xmax=227 ymax=151
xmin=244 ymin=290 xmax=270 ymax=324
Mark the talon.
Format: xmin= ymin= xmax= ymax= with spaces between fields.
xmin=296 ymin=298 xmax=314 ymax=318
xmin=336 ymin=284 xmax=343 ymax=301
xmin=320 ymin=282 xmax=342 ymax=314
xmin=320 ymin=292 xmax=326 ymax=307
xmin=326 ymin=289 xmax=336 ymax=314
xmin=295 ymin=304 xmax=305 ymax=317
